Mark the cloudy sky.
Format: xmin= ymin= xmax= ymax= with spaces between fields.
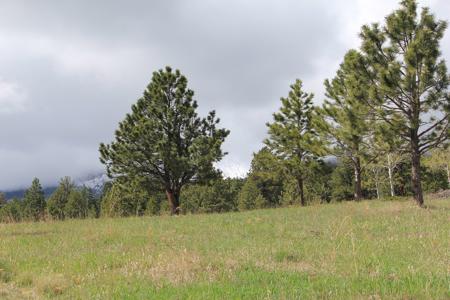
xmin=0 ymin=0 xmax=449 ymax=190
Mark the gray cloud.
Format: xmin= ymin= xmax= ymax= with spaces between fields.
xmin=0 ymin=0 xmax=449 ymax=190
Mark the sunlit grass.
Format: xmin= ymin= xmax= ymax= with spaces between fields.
xmin=0 ymin=197 xmax=449 ymax=299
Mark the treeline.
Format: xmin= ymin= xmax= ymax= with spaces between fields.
xmin=0 ymin=149 xmax=447 ymax=223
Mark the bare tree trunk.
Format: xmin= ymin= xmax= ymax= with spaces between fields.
xmin=387 ymin=154 xmax=395 ymax=197
xmin=353 ymin=157 xmax=362 ymax=201
xmin=298 ymin=177 xmax=305 ymax=206
xmin=373 ymin=168 xmax=380 ymax=200
xmin=410 ymin=133 xmax=424 ymax=207
xmin=166 ymin=189 xmax=180 ymax=215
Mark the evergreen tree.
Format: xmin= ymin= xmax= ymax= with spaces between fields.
xmin=23 ymin=178 xmax=46 ymax=221
xmin=318 ymin=50 xmax=374 ymax=201
xmin=238 ymin=178 xmax=266 ymax=211
xmin=100 ymin=67 xmax=229 ymax=215
xmin=248 ymin=148 xmax=284 ymax=207
xmin=423 ymin=148 xmax=450 ymax=187
xmin=47 ymin=177 xmax=74 ymax=220
xmin=266 ymin=79 xmax=324 ymax=206
xmin=100 ymin=178 xmax=150 ymax=217
xmin=80 ymin=186 xmax=100 ymax=218
xmin=0 ymin=198 xmax=23 ymax=223
xmin=65 ymin=189 xmax=88 ymax=219
xmin=358 ymin=0 xmax=450 ymax=206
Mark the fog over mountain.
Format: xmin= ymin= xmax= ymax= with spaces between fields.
xmin=0 ymin=0 xmax=449 ymax=190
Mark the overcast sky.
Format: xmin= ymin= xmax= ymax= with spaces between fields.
xmin=0 ymin=0 xmax=449 ymax=190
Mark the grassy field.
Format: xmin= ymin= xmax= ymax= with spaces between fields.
xmin=0 ymin=197 xmax=449 ymax=299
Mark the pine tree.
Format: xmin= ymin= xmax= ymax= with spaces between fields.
xmin=317 ymin=50 xmax=374 ymax=201
xmin=23 ymin=178 xmax=46 ymax=221
xmin=47 ymin=177 xmax=74 ymax=220
xmin=358 ymin=0 xmax=450 ymax=206
xmin=265 ymin=80 xmax=323 ymax=206
xmin=100 ymin=67 xmax=229 ymax=215
xmin=423 ymin=148 xmax=450 ymax=187
xmin=65 ymin=189 xmax=88 ymax=219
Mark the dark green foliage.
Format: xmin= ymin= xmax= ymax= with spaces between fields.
xmin=422 ymin=167 xmax=449 ymax=192
xmin=357 ymin=0 xmax=450 ymax=205
xmin=238 ymin=178 xmax=266 ymax=210
xmin=99 ymin=66 xmax=229 ymax=214
xmin=47 ymin=177 xmax=75 ymax=220
xmin=101 ymin=179 xmax=150 ymax=217
xmin=0 ymin=198 xmax=23 ymax=223
xmin=248 ymin=148 xmax=284 ymax=207
xmin=318 ymin=50 xmax=373 ymax=201
xmin=304 ymin=160 xmax=334 ymax=203
xmin=265 ymin=80 xmax=324 ymax=206
xmin=181 ymin=178 xmax=243 ymax=214
xmin=65 ymin=189 xmax=88 ymax=219
xmin=330 ymin=162 xmax=354 ymax=201
xmin=81 ymin=187 xmax=101 ymax=218
xmin=23 ymin=178 xmax=46 ymax=221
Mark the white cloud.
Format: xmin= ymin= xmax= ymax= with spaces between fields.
xmin=0 ymin=79 xmax=27 ymax=114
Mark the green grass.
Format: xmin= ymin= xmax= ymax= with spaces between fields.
xmin=0 ymin=197 xmax=449 ymax=299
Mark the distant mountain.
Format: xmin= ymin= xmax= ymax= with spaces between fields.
xmin=1 ymin=173 xmax=109 ymax=200
xmin=3 ymin=186 xmax=57 ymax=200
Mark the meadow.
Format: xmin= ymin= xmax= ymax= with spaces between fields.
xmin=0 ymin=197 xmax=449 ymax=299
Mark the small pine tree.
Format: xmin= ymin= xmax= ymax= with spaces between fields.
xmin=65 ymin=190 xmax=88 ymax=219
xmin=238 ymin=178 xmax=266 ymax=210
xmin=47 ymin=177 xmax=74 ymax=220
xmin=0 ymin=198 xmax=23 ymax=223
xmin=265 ymin=80 xmax=324 ymax=206
xmin=23 ymin=178 xmax=46 ymax=221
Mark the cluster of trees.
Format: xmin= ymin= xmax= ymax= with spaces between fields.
xmin=1 ymin=0 xmax=448 ymax=223
xmin=0 ymin=177 xmax=100 ymax=223
xmin=99 ymin=0 xmax=448 ymax=212
xmin=1 ymin=146 xmax=447 ymax=222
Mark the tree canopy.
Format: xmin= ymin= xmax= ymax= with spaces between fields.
xmin=100 ymin=66 xmax=229 ymax=214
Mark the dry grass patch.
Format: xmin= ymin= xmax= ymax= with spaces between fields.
xmin=35 ymin=274 xmax=69 ymax=297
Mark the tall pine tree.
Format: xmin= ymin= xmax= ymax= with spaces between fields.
xmin=100 ymin=67 xmax=229 ymax=214
xmin=265 ymin=80 xmax=323 ymax=206
xmin=318 ymin=50 xmax=374 ymax=201
xmin=23 ymin=178 xmax=46 ymax=221
xmin=358 ymin=0 xmax=450 ymax=206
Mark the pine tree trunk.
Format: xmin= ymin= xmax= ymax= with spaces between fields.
xmin=353 ymin=157 xmax=362 ymax=201
xmin=410 ymin=134 xmax=424 ymax=206
xmin=298 ymin=177 xmax=305 ymax=206
xmin=387 ymin=154 xmax=395 ymax=197
xmin=166 ymin=189 xmax=180 ymax=215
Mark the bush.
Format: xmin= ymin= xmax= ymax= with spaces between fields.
xmin=181 ymin=178 xmax=242 ymax=214
xmin=65 ymin=190 xmax=88 ymax=219
xmin=330 ymin=163 xmax=354 ymax=201
xmin=0 ymin=198 xmax=23 ymax=223
xmin=238 ymin=178 xmax=267 ymax=210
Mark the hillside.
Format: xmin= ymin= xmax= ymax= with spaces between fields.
xmin=0 ymin=197 xmax=449 ymax=299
